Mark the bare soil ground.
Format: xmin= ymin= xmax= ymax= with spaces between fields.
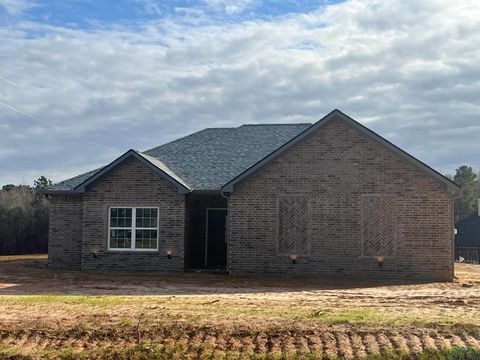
xmin=0 ymin=255 xmax=479 ymax=359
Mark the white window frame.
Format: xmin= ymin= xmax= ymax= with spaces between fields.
xmin=108 ymin=207 xmax=159 ymax=252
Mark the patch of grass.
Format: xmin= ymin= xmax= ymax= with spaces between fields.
xmin=441 ymin=347 xmax=480 ymax=360
xmin=1 ymin=295 xmax=127 ymax=307
xmin=0 ymin=346 xmax=29 ymax=360
xmin=298 ymin=307 xmax=480 ymax=327
xmin=0 ymin=254 xmax=47 ymax=263
xmin=1 ymin=345 xmax=480 ymax=360
xmin=361 ymin=347 xmax=480 ymax=360
xmin=304 ymin=307 xmax=389 ymax=324
xmin=0 ymin=294 xmax=479 ymax=327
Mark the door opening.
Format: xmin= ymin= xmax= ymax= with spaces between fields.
xmin=205 ymin=208 xmax=227 ymax=269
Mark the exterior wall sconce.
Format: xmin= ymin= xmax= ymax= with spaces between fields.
xmin=90 ymin=246 xmax=100 ymax=259
xmin=374 ymin=256 xmax=385 ymax=267
xmin=166 ymin=250 xmax=172 ymax=259
xmin=289 ymin=254 xmax=298 ymax=264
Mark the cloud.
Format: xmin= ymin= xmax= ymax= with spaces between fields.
xmin=0 ymin=0 xmax=36 ymax=15
xmin=1 ymin=0 xmax=480 ymax=185
xmin=201 ymin=0 xmax=258 ymax=15
xmin=134 ymin=0 xmax=162 ymax=15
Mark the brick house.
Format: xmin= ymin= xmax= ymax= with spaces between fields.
xmin=45 ymin=109 xmax=458 ymax=280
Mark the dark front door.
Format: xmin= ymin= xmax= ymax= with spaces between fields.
xmin=205 ymin=209 xmax=227 ymax=269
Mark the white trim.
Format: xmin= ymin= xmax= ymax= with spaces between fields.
xmin=107 ymin=206 xmax=159 ymax=252
xmin=204 ymin=208 xmax=228 ymax=267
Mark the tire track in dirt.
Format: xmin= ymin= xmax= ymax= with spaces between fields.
xmin=226 ymin=333 xmax=242 ymax=353
xmin=306 ymin=330 xmax=322 ymax=355
xmin=268 ymin=332 xmax=282 ymax=354
xmin=449 ymin=333 xmax=467 ymax=348
xmin=376 ymin=332 xmax=394 ymax=353
xmin=185 ymin=327 xmax=204 ymax=356
xmin=212 ymin=330 xmax=227 ymax=358
xmin=1 ymin=324 xmax=480 ymax=359
xmin=240 ymin=333 xmax=255 ymax=354
xmin=254 ymin=332 xmax=268 ymax=354
xmin=281 ymin=331 xmax=296 ymax=355
xmin=336 ymin=331 xmax=353 ymax=359
xmin=461 ymin=333 xmax=480 ymax=348
xmin=390 ymin=331 xmax=406 ymax=350
xmin=406 ymin=333 xmax=423 ymax=353
xmin=297 ymin=335 xmax=310 ymax=354
xmin=320 ymin=331 xmax=338 ymax=358
xmin=349 ymin=331 xmax=367 ymax=358
xmin=420 ymin=332 xmax=436 ymax=350
xmin=434 ymin=333 xmax=451 ymax=350
xmin=362 ymin=333 xmax=380 ymax=355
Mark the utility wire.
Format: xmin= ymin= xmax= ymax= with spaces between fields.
xmin=0 ymin=101 xmax=115 ymax=151
xmin=0 ymin=74 xmax=135 ymax=145
xmin=0 ymin=75 xmax=21 ymax=89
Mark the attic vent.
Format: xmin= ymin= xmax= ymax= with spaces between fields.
xmin=361 ymin=194 xmax=396 ymax=257
xmin=277 ymin=196 xmax=309 ymax=255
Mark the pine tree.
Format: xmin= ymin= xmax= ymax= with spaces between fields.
xmin=453 ymin=165 xmax=478 ymax=221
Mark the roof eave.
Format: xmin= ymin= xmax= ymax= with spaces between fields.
xmin=41 ymin=190 xmax=81 ymax=195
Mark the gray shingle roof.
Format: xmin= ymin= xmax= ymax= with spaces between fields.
xmin=47 ymin=167 xmax=104 ymax=192
xmin=47 ymin=123 xmax=311 ymax=192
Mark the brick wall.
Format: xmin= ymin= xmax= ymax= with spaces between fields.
xmin=227 ymin=116 xmax=454 ymax=281
xmin=48 ymin=194 xmax=83 ymax=269
xmin=80 ymin=157 xmax=185 ymax=271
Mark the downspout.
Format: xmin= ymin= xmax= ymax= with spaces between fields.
xmin=221 ymin=189 xmax=230 ymax=273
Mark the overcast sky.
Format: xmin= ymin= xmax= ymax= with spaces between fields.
xmin=1 ymin=0 xmax=479 ymax=186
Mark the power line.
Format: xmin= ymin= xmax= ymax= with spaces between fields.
xmin=0 ymin=74 xmax=134 ymax=145
xmin=0 ymin=101 xmax=116 ymax=151
xmin=0 ymin=75 xmax=21 ymax=89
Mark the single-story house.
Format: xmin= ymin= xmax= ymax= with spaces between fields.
xmin=455 ymin=205 xmax=480 ymax=263
xmin=45 ymin=109 xmax=458 ymax=280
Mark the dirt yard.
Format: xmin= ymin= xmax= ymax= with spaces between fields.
xmin=0 ymin=255 xmax=479 ymax=359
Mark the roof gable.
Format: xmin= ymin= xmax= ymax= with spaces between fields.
xmin=144 ymin=123 xmax=311 ymax=190
xmin=74 ymin=149 xmax=191 ymax=194
xmin=222 ymin=109 xmax=459 ymax=193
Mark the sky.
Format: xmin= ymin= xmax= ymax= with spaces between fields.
xmin=0 ymin=0 xmax=480 ymax=186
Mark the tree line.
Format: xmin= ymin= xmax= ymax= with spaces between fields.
xmin=449 ymin=165 xmax=480 ymax=222
xmin=0 ymin=176 xmax=51 ymax=255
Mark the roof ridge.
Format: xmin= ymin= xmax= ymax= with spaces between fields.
xmin=144 ymin=127 xmax=237 ymax=158
xmin=157 ymin=123 xmax=310 ymax=159
xmin=239 ymin=123 xmax=312 ymax=127
xmin=141 ymin=127 xmax=235 ymax=156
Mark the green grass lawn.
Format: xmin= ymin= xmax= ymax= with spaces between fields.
xmin=1 ymin=294 xmax=478 ymax=326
